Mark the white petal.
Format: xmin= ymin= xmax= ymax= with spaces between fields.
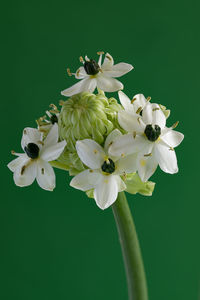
xmin=132 ymin=94 xmax=147 ymax=112
xmin=114 ymin=175 xmax=126 ymax=192
xmin=76 ymin=139 xmax=105 ymax=169
xmin=161 ymin=130 xmax=184 ymax=148
xmin=21 ymin=128 xmax=42 ymax=150
xmin=118 ymin=91 xmax=134 ymax=112
xmin=103 ymin=63 xmax=133 ymax=78
xmin=104 ymin=129 xmax=122 ymax=154
xmin=94 ymin=175 xmax=118 ymax=210
xmin=70 ymin=169 xmax=102 ymax=191
xmin=96 ymin=74 xmax=123 ymax=92
xmin=142 ymin=103 xmax=166 ymax=128
xmin=118 ymin=110 xmax=145 ymax=133
xmin=115 ymin=153 xmax=138 ymax=174
xmin=61 ymin=78 xmax=97 ymax=97
xmin=155 ymin=142 xmax=178 ymax=174
xmin=109 ymin=134 xmax=146 ymax=157
xmin=7 ymin=154 xmax=28 ymax=172
xmin=43 ymin=123 xmax=59 ymax=149
xmin=13 ymin=160 xmax=37 ymax=187
xmin=101 ymin=53 xmax=114 ymax=70
xmin=75 ymin=67 xmax=87 ymax=79
xmin=40 ymin=140 xmax=66 ymax=162
xmin=36 ymin=160 xmax=55 ymax=191
xmin=137 ymin=149 xmax=158 ymax=182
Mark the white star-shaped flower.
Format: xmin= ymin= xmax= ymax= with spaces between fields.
xmin=7 ymin=124 xmax=66 ymax=191
xmin=109 ymin=102 xmax=184 ymax=182
xmin=70 ymin=130 xmax=137 ymax=210
xmin=61 ymin=52 xmax=134 ymax=97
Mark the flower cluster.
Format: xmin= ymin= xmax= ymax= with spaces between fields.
xmin=8 ymin=51 xmax=184 ymax=209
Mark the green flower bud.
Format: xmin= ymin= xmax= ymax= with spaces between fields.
xmin=58 ymin=90 xmax=123 ymax=175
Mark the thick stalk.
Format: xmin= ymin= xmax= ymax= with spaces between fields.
xmin=112 ymin=192 xmax=148 ymax=300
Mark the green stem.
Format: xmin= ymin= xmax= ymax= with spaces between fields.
xmin=49 ymin=160 xmax=69 ymax=171
xmin=112 ymin=192 xmax=148 ymax=300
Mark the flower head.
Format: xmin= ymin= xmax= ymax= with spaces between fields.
xmin=109 ymin=102 xmax=184 ymax=182
xmin=7 ymin=124 xmax=66 ymax=191
xmin=70 ymin=130 xmax=137 ymax=209
xmin=61 ymin=52 xmax=133 ymax=96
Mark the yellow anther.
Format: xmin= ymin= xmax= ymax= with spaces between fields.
xmin=146 ymin=96 xmax=151 ymax=101
xmin=89 ymin=169 xmax=93 ymax=173
xmin=67 ymin=68 xmax=72 ymax=76
xmin=169 ymin=147 xmax=174 ymax=151
xmin=172 ymin=121 xmax=179 ymax=129
xmin=79 ymin=56 xmax=84 ymax=62
xmin=97 ymin=51 xmax=104 ymax=55
xmin=144 ymin=153 xmax=152 ymax=157
xmin=105 ymin=54 xmax=112 ymax=61
xmin=136 ymin=107 xmax=142 ymax=114
xmin=131 ymin=97 xmax=137 ymax=103
xmin=121 ymin=153 xmax=125 ymax=158
xmin=152 ymin=107 xmax=160 ymax=111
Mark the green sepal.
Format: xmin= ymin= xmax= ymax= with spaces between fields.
xmin=124 ymin=173 xmax=155 ymax=196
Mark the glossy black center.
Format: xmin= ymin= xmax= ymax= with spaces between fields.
xmin=101 ymin=158 xmax=115 ymax=174
xmin=50 ymin=114 xmax=58 ymax=124
xmin=84 ymin=59 xmax=100 ymax=75
xmin=144 ymin=124 xmax=161 ymax=142
xmin=24 ymin=143 xmax=40 ymax=159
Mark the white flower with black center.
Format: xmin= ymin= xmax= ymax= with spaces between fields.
xmin=7 ymin=124 xmax=66 ymax=191
xmin=109 ymin=102 xmax=184 ymax=182
xmin=61 ymin=52 xmax=134 ymax=96
xmin=70 ymin=130 xmax=137 ymax=210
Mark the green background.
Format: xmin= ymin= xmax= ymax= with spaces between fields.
xmin=1 ymin=0 xmax=199 ymax=299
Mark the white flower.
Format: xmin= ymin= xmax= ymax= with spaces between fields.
xmin=7 ymin=124 xmax=66 ymax=191
xmin=61 ymin=52 xmax=134 ymax=97
xmin=109 ymin=102 xmax=184 ymax=182
xmin=70 ymin=130 xmax=137 ymax=210
xmin=37 ymin=104 xmax=59 ymax=133
xmin=118 ymin=90 xmax=149 ymax=114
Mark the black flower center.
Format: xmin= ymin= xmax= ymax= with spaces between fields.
xmin=101 ymin=158 xmax=115 ymax=174
xmin=24 ymin=143 xmax=40 ymax=159
xmin=84 ymin=59 xmax=100 ymax=75
xmin=50 ymin=114 xmax=58 ymax=124
xmin=144 ymin=124 xmax=161 ymax=142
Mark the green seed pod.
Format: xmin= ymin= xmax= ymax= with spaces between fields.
xmin=58 ymin=90 xmax=123 ymax=175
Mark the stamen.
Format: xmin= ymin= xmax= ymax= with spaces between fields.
xmin=146 ymin=96 xmax=151 ymax=102
xmin=79 ymin=56 xmax=84 ymax=63
xmin=169 ymin=147 xmax=174 ymax=151
xmin=172 ymin=121 xmax=179 ymax=129
xmin=11 ymin=150 xmax=15 ymax=155
xmin=152 ymin=107 xmax=160 ymax=111
xmin=137 ymin=117 xmax=141 ymax=124
xmin=131 ymin=97 xmax=137 ymax=103
xmin=97 ymin=51 xmax=104 ymax=55
xmin=89 ymin=170 xmax=93 ymax=173
xmin=67 ymin=68 xmax=72 ymax=76
xmin=144 ymin=153 xmax=152 ymax=157
xmin=105 ymin=54 xmax=112 ymax=61
xmin=136 ymin=107 xmax=142 ymax=114
xmin=133 ymin=131 xmax=136 ymax=139
xmin=21 ymin=165 xmax=26 ymax=175
xmin=121 ymin=153 xmax=125 ymax=158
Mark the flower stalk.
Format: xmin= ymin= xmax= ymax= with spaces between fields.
xmin=112 ymin=192 xmax=148 ymax=300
